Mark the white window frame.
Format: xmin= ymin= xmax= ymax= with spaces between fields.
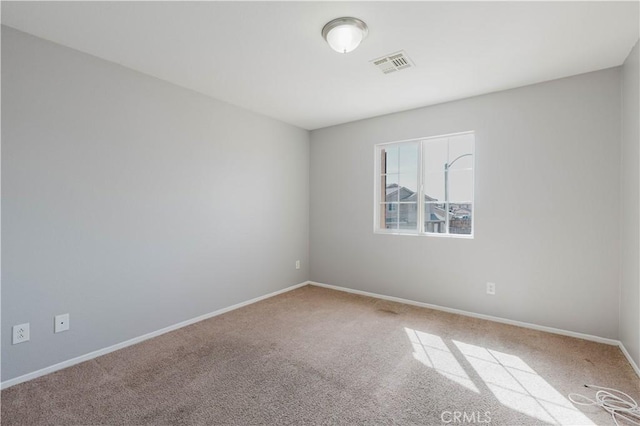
xmin=373 ymin=131 xmax=475 ymax=238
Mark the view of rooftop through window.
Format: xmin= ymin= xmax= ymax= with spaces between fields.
xmin=376 ymin=133 xmax=474 ymax=236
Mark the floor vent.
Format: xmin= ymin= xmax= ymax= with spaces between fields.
xmin=371 ymin=51 xmax=414 ymax=74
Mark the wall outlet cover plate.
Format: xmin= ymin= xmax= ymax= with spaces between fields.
xmin=12 ymin=323 xmax=30 ymax=344
xmin=55 ymin=313 xmax=70 ymax=333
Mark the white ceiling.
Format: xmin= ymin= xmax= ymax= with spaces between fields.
xmin=2 ymin=1 xmax=639 ymax=130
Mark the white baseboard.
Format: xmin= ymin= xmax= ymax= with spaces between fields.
xmin=1 ymin=281 xmax=311 ymax=390
xmin=618 ymin=341 xmax=640 ymax=378
xmin=309 ymin=281 xmax=620 ymax=346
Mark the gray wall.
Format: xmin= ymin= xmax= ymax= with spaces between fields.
xmin=310 ymin=68 xmax=622 ymax=339
xmin=1 ymin=27 xmax=310 ymax=381
xmin=620 ymin=39 xmax=640 ymax=367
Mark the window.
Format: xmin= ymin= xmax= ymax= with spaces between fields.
xmin=374 ymin=132 xmax=474 ymax=237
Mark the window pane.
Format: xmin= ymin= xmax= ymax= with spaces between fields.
xmin=399 ymin=142 xmax=419 ymax=175
xmin=449 ymin=203 xmax=473 ymax=235
xmin=398 ymin=203 xmax=418 ymax=230
xmin=423 ymin=171 xmax=445 ymax=202
xmin=383 ymin=146 xmax=399 ymax=174
xmin=383 ymin=203 xmax=399 ymax=229
xmin=423 ymin=137 xmax=448 ymax=174
xmin=448 ymin=134 xmax=474 ymax=171
xmin=424 ymin=202 xmax=446 ymax=233
xmin=385 ymin=175 xmax=399 ymax=202
xmin=447 ymin=169 xmax=473 ymax=202
xmin=399 ymin=173 xmax=418 ymax=198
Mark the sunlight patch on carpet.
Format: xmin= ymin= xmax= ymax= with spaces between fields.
xmin=404 ymin=327 xmax=479 ymax=393
xmin=452 ymin=340 xmax=595 ymax=425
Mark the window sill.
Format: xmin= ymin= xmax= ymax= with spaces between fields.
xmin=373 ymin=230 xmax=474 ymax=239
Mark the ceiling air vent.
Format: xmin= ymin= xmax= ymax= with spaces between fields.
xmin=371 ymin=51 xmax=414 ymax=74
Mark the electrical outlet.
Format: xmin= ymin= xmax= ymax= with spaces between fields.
xmin=295 ymin=260 xmax=300 ymax=270
xmin=486 ymin=282 xmax=496 ymax=295
xmin=55 ymin=313 xmax=70 ymax=333
xmin=12 ymin=323 xmax=30 ymax=344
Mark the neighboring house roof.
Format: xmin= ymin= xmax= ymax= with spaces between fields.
xmin=385 ymin=183 xmax=400 ymax=195
xmin=385 ymin=184 xmax=415 ymax=202
xmin=452 ymin=207 xmax=471 ymax=218
xmin=404 ymin=192 xmax=438 ymax=202
xmin=386 ymin=184 xmax=439 ymax=202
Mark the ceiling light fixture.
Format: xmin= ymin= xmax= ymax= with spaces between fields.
xmin=322 ymin=17 xmax=368 ymax=54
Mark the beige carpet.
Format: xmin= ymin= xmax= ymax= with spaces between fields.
xmin=2 ymin=285 xmax=638 ymax=425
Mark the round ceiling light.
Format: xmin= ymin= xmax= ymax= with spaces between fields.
xmin=321 ymin=17 xmax=368 ymax=54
